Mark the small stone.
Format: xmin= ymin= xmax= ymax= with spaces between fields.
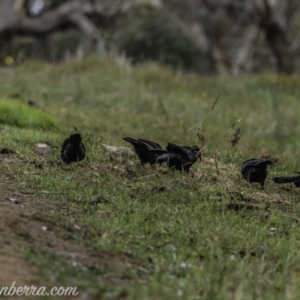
xmin=35 ymin=143 xmax=52 ymax=155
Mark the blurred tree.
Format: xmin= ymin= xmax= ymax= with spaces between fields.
xmin=0 ymin=0 xmax=298 ymax=74
xmin=113 ymin=8 xmax=213 ymax=73
xmin=0 ymin=0 xmax=15 ymax=55
xmin=162 ymin=0 xmax=296 ymax=74
xmin=253 ymin=0 xmax=295 ymax=74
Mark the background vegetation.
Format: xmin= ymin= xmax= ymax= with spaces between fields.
xmin=1 ymin=0 xmax=300 ymax=75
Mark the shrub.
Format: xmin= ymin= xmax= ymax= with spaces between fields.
xmin=114 ymin=8 xmax=207 ymax=73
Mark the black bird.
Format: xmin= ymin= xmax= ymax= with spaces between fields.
xmin=241 ymin=158 xmax=272 ymax=188
xmin=61 ymin=133 xmax=85 ymax=164
xmin=273 ymin=172 xmax=300 ymax=187
xmin=156 ymin=143 xmax=200 ymax=173
xmin=123 ymin=137 xmax=166 ymax=166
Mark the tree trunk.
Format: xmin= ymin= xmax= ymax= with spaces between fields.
xmin=253 ymin=0 xmax=295 ymax=74
xmin=0 ymin=0 xmax=15 ymax=32
xmin=0 ymin=0 xmax=17 ymax=57
xmin=232 ymin=24 xmax=259 ymax=75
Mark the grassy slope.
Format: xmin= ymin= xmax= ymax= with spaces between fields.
xmin=1 ymin=56 xmax=300 ymax=299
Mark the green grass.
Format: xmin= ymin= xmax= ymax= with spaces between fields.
xmin=1 ymin=55 xmax=300 ymax=299
xmin=0 ymin=99 xmax=58 ymax=130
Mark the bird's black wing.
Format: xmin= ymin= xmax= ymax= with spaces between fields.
xmin=253 ymin=160 xmax=272 ymax=167
xmin=78 ymin=142 xmax=86 ymax=161
xmin=182 ymin=145 xmax=200 ymax=151
xmin=167 ymin=143 xmax=191 ymax=157
xmin=148 ymin=149 xmax=168 ymax=154
xmin=61 ymin=137 xmax=70 ymax=154
xmin=138 ymin=139 xmax=162 ymax=150
xmin=241 ymin=158 xmax=261 ymax=173
xmin=123 ymin=137 xmax=161 ymax=150
xmin=61 ymin=138 xmax=71 ymax=163
xmin=123 ymin=137 xmax=139 ymax=146
xmin=167 ymin=143 xmax=199 ymax=164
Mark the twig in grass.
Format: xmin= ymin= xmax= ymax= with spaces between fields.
xmin=214 ymin=153 xmax=220 ymax=175
xmin=232 ymin=118 xmax=242 ymax=129
xmin=196 ymin=132 xmax=206 ymax=160
xmin=20 ymin=191 xmax=35 ymax=195
xmin=231 ymin=120 xmax=244 ymax=147
xmin=231 ymin=128 xmax=244 ymax=147
xmin=197 ymin=132 xmax=206 ymax=145
xmin=211 ymin=92 xmax=221 ymax=110
xmin=41 ymin=191 xmax=67 ymax=194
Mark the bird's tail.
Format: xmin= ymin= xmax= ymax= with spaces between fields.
xmin=69 ymin=133 xmax=82 ymax=143
xmin=273 ymin=176 xmax=300 ymax=184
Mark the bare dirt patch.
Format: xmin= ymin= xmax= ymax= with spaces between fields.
xmin=0 ymin=183 xmax=147 ymax=297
